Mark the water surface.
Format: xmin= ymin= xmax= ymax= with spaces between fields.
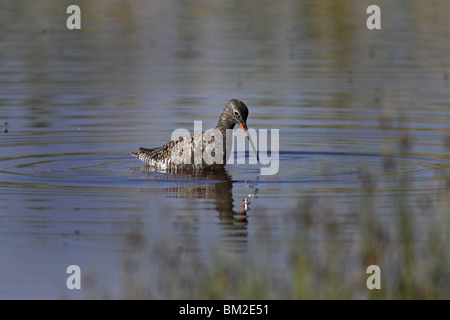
xmin=0 ymin=0 xmax=449 ymax=299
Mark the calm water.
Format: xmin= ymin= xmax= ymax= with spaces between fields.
xmin=0 ymin=0 xmax=449 ymax=298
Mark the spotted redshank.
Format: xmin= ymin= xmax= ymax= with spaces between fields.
xmin=131 ymin=99 xmax=258 ymax=171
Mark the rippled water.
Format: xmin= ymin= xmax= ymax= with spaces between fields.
xmin=0 ymin=0 xmax=449 ymax=298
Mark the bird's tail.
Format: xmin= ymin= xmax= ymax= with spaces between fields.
xmin=130 ymin=147 xmax=160 ymax=164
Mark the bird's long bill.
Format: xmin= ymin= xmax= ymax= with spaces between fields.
xmin=240 ymin=122 xmax=259 ymax=162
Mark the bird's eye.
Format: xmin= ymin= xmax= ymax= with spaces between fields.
xmin=234 ymin=111 xmax=239 ymax=116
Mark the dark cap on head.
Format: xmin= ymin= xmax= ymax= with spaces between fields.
xmin=216 ymin=99 xmax=249 ymax=131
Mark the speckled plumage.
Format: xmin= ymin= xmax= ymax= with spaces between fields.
xmin=131 ymin=99 xmax=250 ymax=171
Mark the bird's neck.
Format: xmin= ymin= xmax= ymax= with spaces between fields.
xmin=215 ymin=113 xmax=236 ymax=132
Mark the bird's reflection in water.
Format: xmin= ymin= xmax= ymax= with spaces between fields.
xmin=133 ymin=166 xmax=258 ymax=229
